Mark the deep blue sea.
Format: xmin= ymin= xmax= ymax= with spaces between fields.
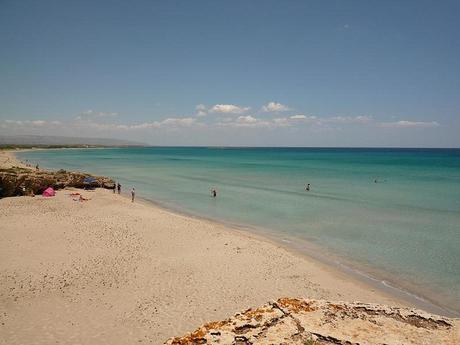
xmin=17 ymin=147 xmax=460 ymax=314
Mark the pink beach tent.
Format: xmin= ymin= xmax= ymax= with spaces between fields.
xmin=42 ymin=187 xmax=56 ymax=197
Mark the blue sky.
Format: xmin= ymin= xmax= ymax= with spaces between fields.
xmin=0 ymin=0 xmax=459 ymax=146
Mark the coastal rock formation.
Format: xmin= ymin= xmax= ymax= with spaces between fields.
xmin=0 ymin=166 xmax=115 ymax=197
xmin=165 ymin=298 xmax=459 ymax=345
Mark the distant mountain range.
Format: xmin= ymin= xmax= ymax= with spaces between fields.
xmin=0 ymin=135 xmax=146 ymax=147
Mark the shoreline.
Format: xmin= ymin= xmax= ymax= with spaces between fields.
xmin=6 ymin=148 xmax=459 ymax=317
xmin=126 ymin=191 xmax=460 ymax=318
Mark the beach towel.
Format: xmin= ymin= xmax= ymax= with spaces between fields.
xmin=42 ymin=187 xmax=55 ymax=197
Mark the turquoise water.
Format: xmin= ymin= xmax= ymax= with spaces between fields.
xmin=17 ymin=147 xmax=460 ymax=313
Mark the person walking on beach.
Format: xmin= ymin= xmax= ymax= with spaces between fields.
xmin=117 ymin=183 xmax=121 ymax=194
xmin=131 ymin=187 xmax=135 ymax=202
xmin=113 ymin=182 xmax=116 ymax=193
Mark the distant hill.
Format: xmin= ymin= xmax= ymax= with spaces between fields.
xmin=0 ymin=135 xmax=146 ymax=147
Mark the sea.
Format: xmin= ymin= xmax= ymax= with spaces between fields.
xmin=17 ymin=147 xmax=460 ymax=315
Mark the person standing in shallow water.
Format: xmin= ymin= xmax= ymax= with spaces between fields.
xmin=131 ymin=188 xmax=135 ymax=202
xmin=305 ymin=183 xmax=311 ymax=191
xmin=117 ymin=183 xmax=121 ymax=194
xmin=211 ymin=188 xmax=217 ymax=198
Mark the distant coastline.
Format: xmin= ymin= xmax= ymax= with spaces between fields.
xmin=0 ymin=134 xmax=146 ymax=148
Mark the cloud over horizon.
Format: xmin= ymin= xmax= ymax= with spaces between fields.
xmin=378 ymin=120 xmax=440 ymax=128
xmin=210 ymin=104 xmax=250 ymax=114
xmin=0 ymin=103 xmax=443 ymax=146
xmin=261 ymin=102 xmax=291 ymax=112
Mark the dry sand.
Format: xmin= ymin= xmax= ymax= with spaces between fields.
xmin=0 ymin=150 xmax=403 ymax=344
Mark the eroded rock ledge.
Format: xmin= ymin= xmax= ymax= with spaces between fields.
xmin=0 ymin=166 xmax=115 ymax=197
xmin=165 ymin=298 xmax=459 ymax=345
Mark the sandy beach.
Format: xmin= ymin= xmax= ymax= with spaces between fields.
xmin=1 ymin=150 xmax=407 ymax=344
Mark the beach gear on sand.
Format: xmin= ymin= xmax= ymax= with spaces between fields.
xmin=83 ymin=176 xmax=97 ymax=184
xmin=68 ymin=192 xmax=90 ymax=202
xmin=83 ymin=176 xmax=98 ymax=190
xmin=42 ymin=187 xmax=55 ymax=197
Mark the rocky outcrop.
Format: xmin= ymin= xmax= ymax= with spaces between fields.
xmin=165 ymin=298 xmax=459 ymax=345
xmin=0 ymin=166 xmax=115 ymax=197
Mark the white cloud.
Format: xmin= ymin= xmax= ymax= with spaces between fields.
xmin=226 ymin=113 xmax=371 ymax=128
xmin=71 ymin=116 xmax=199 ymax=132
xmin=217 ymin=115 xmax=289 ymax=129
xmin=4 ymin=101 xmax=442 ymax=145
xmin=216 ymin=116 xmax=261 ymax=128
xmin=289 ymin=114 xmax=307 ymax=120
xmin=195 ymin=104 xmax=208 ymax=117
xmin=379 ymin=120 xmax=440 ymax=128
xmin=290 ymin=114 xmax=318 ymax=121
xmin=287 ymin=115 xmax=320 ymax=125
xmin=262 ymin=102 xmax=291 ymax=112
xmin=160 ymin=117 xmax=196 ymax=127
xmin=108 ymin=117 xmax=198 ymax=130
xmin=237 ymin=115 xmax=257 ymax=124
xmin=210 ymin=104 xmax=250 ymax=114
xmin=327 ymin=115 xmax=372 ymax=124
